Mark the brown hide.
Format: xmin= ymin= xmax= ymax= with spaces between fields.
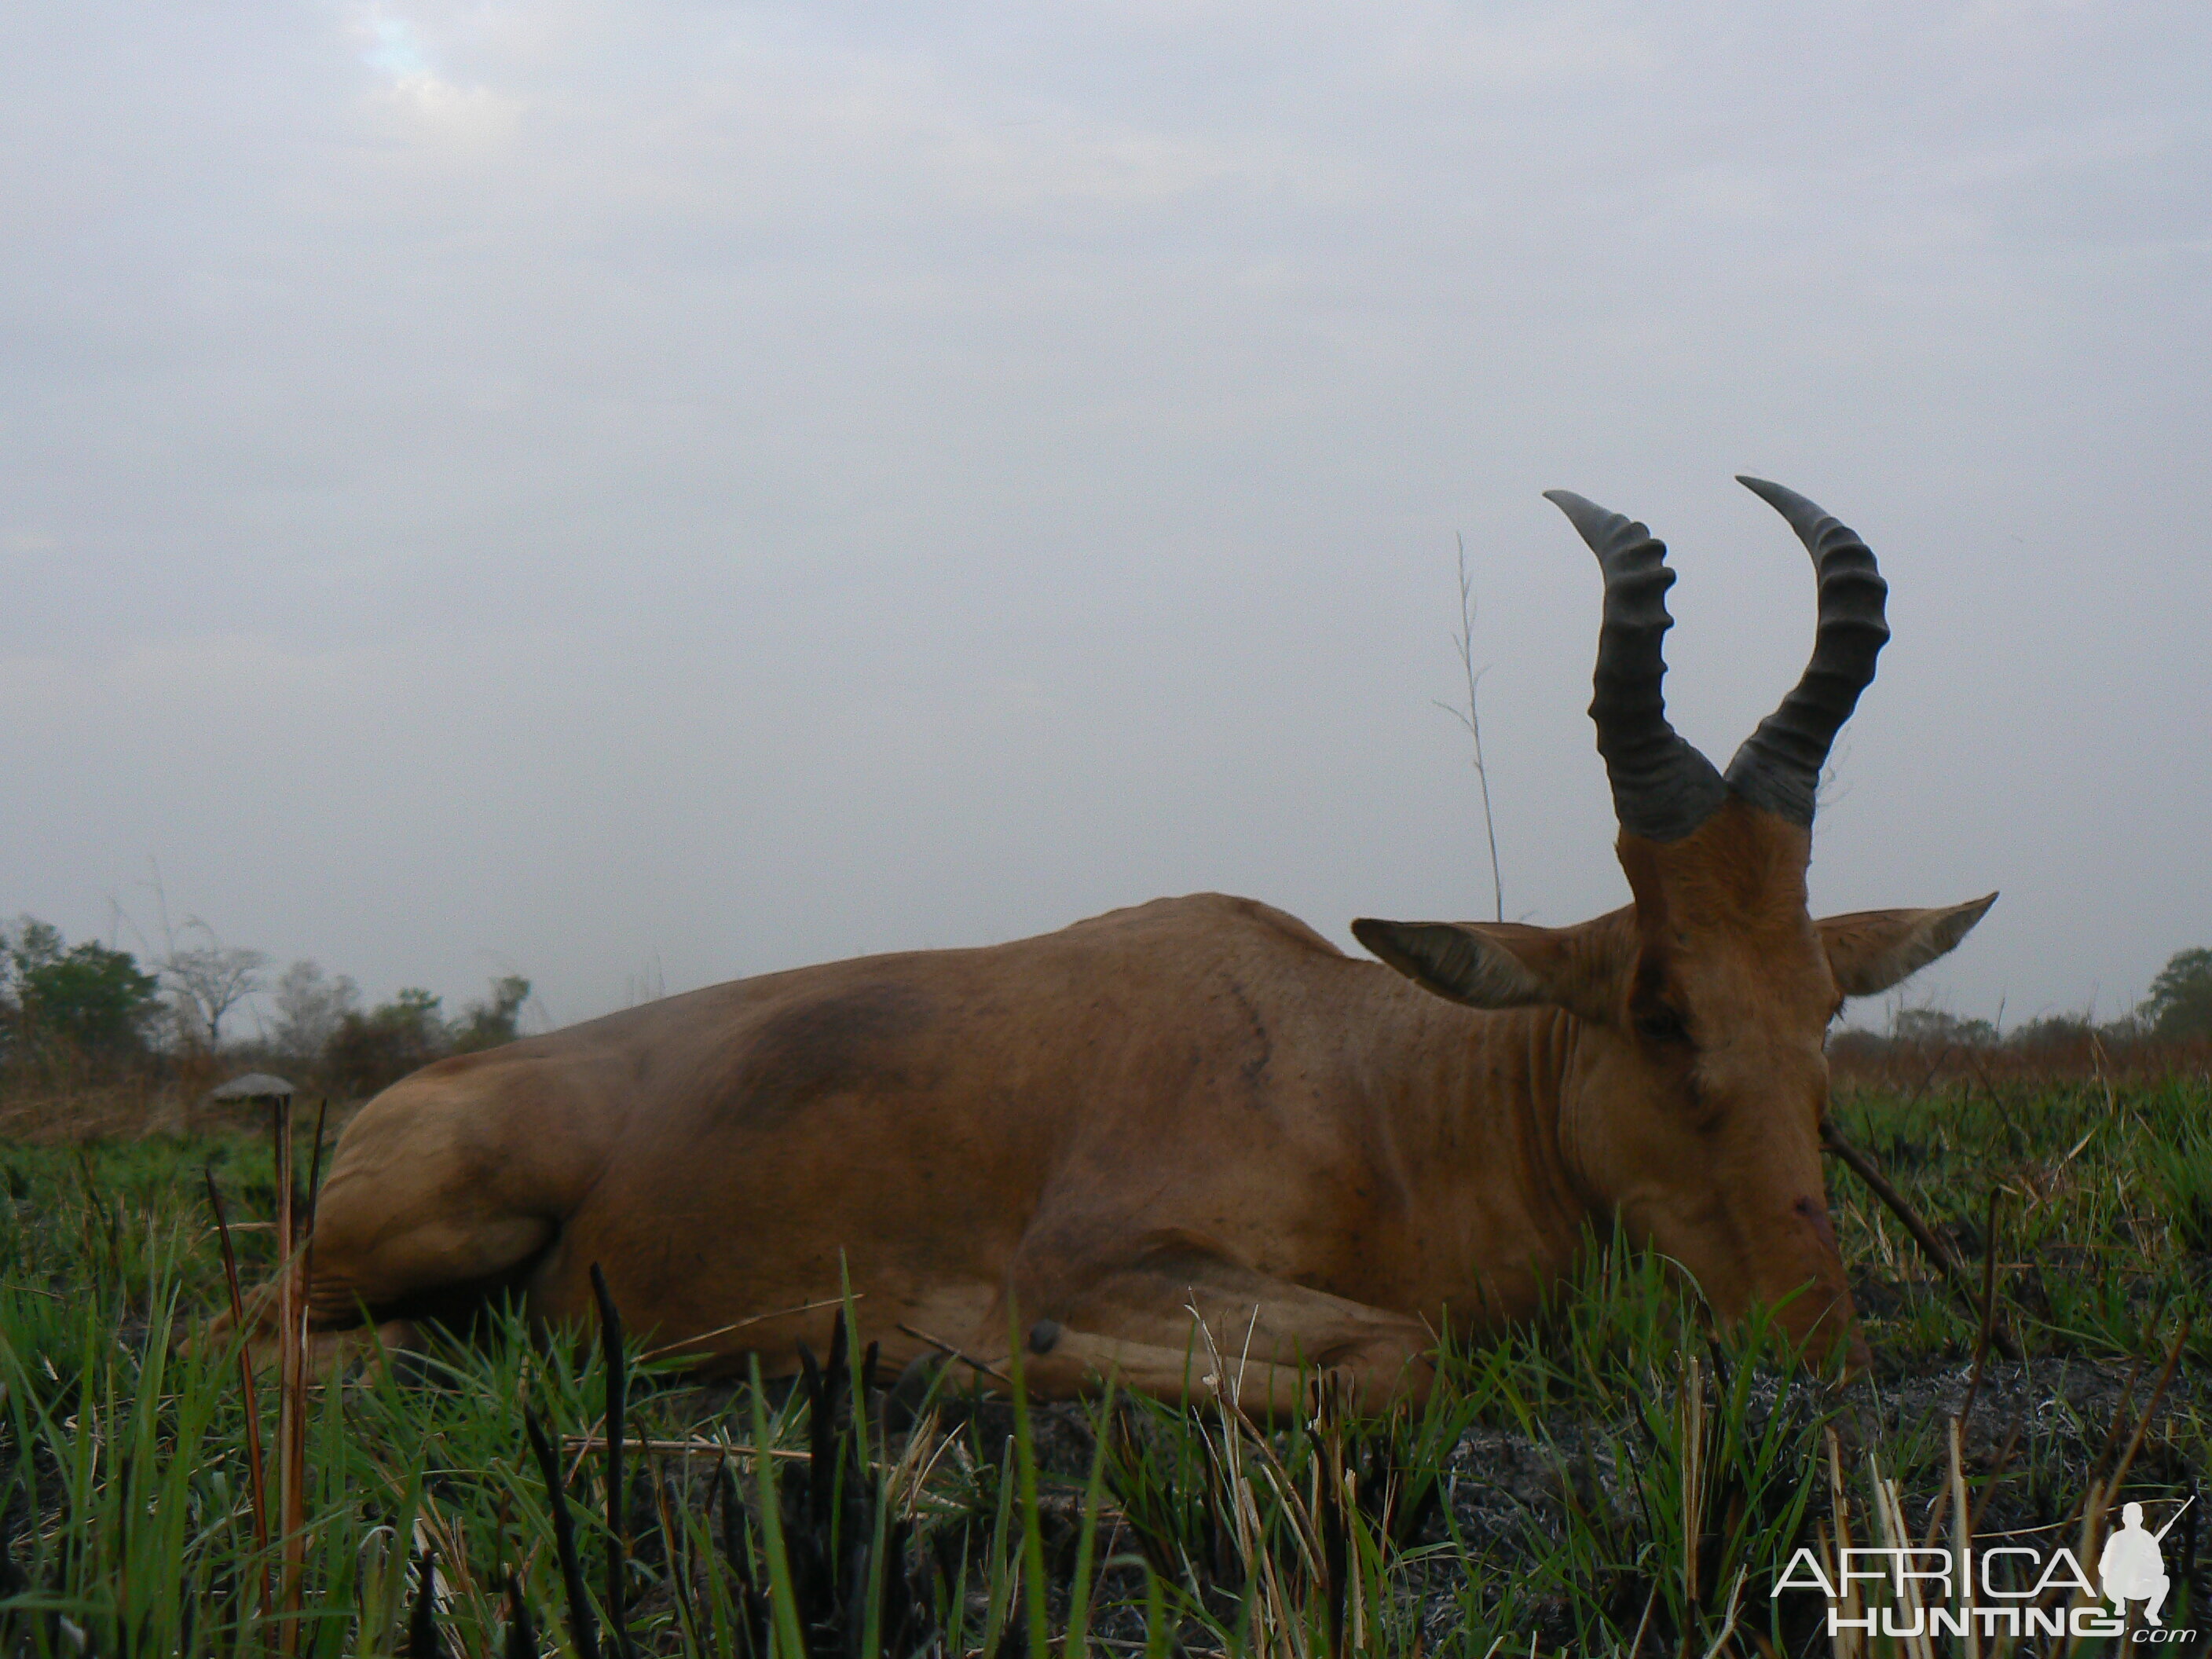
xmin=274 ymin=479 xmax=1996 ymax=1404
xmin=300 ymin=866 xmax=1987 ymax=1403
xmin=308 ymin=894 xmax=1582 ymax=1404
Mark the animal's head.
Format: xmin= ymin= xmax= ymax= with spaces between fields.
xmin=1357 ymin=478 xmax=1993 ymax=1371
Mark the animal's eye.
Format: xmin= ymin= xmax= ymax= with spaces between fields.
xmin=1635 ymin=1008 xmax=1690 ymax=1045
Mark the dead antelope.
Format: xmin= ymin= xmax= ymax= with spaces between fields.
xmin=245 ymin=477 xmax=1990 ymax=1405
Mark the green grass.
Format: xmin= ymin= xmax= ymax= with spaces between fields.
xmin=0 ymin=1074 xmax=2205 ymax=1655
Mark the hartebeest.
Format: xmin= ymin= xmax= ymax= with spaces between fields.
xmin=266 ymin=478 xmax=1991 ymax=1404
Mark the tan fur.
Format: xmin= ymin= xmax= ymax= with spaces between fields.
xmin=228 ymin=810 xmax=1989 ymax=1406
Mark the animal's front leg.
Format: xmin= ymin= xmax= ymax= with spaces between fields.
xmin=994 ymin=1240 xmax=1436 ymax=1410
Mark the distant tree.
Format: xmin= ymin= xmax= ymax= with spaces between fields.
xmin=325 ymin=988 xmax=450 ymax=1097
xmin=268 ymin=960 xmax=361 ymax=1062
xmin=2142 ymin=947 xmax=2212 ymax=1041
xmin=3 ymin=917 xmax=163 ymax=1060
xmin=159 ymin=921 xmax=271 ymax=1049
xmin=1889 ymin=1007 xmax=1997 ymax=1048
xmin=0 ymin=917 xmax=49 ymax=1058
xmin=0 ymin=917 xmax=45 ymax=1020
xmin=2 ymin=917 xmax=64 ymax=981
xmin=2006 ymin=1012 xmax=2098 ymax=1053
xmin=452 ymin=975 xmax=531 ymax=1053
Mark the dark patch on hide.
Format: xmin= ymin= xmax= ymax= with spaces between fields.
xmin=720 ymin=982 xmax=937 ymax=1124
xmin=1224 ymin=979 xmax=1273 ymax=1095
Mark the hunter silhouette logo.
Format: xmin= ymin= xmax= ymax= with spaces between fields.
xmin=1774 ymin=1495 xmax=2197 ymax=1642
xmin=2102 ymin=1500 xmax=2184 ymax=1626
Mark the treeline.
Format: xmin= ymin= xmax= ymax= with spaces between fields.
xmin=1830 ymin=943 xmax=2212 ymax=1081
xmin=9 ymin=913 xmax=2209 ymax=1101
xmin=0 ymin=915 xmax=531 ymax=1100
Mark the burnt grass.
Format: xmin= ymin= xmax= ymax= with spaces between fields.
xmin=0 ymin=1064 xmax=2207 ymax=1655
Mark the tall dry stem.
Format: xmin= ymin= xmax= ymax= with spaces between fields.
xmin=272 ymin=1094 xmax=310 ymax=1659
xmin=1436 ymin=532 xmax=1503 ymax=923
xmin=203 ymin=1170 xmax=272 ymax=1617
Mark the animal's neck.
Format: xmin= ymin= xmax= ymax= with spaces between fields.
xmin=1372 ymin=996 xmax=1599 ymax=1329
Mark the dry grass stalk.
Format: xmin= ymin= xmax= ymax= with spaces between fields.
xmin=272 ymin=1095 xmax=309 ymax=1658
xmin=1917 ymin=1192 xmax=2006 ymax=1556
xmin=1821 ymin=1121 xmax=2023 ymax=1360
xmin=2058 ymin=1316 xmax=2192 ymax=1639
xmin=1866 ymin=1459 xmax=1935 ymax=1659
xmin=1190 ymin=1307 xmax=1323 ymax=1659
xmin=895 ymin=1320 xmax=1013 ymax=1385
xmin=636 ymin=1294 xmax=854 ymax=1361
xmin=203 ymin=1170 xmax=273 ymax=1620
xmin=1816 ymin=1519 xmax=1854 ymax=1659
xmin=1310 ymin=1374 xmax=1361 ymax=1659
xmin=1948 ymin=1415 xmax=1978 ymax=1659
xmin=558 ymin=1434 xmax=813 ymax=1464
xmin=1823 ymin=1430 xmax=1860 ymax=1659
xmin=1682 ymin=1353 xmax=1706 ymax=1617
xmin=408 ymin=1510 xmax=465 ymax=1632
xmin=1696 ymin=1567 xmax=1749 ymax=1659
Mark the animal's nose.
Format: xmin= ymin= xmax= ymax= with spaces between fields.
xmin=1774 ymin=1194 xmax=1862 ymax=1371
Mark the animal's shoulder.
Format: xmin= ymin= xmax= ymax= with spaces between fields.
xmin=1055 ymin=892 xmax=1346 ymax=959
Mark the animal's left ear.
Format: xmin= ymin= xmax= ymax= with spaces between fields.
xmin=1819 ymin=893 xmax=1998 ymax=998
xmin=1351 ymin=917 xmax=1619 ymax=1024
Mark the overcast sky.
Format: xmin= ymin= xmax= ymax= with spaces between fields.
xmin=3 ymin=1 xmax=2207 ymax=1037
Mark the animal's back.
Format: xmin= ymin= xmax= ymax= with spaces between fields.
xmin=307 ymin=892 xmax=1382 ymax=1358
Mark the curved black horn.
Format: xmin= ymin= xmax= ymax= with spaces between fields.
xmin=1545 ymin=489 xmax=1727 ymax=842
xmin=1722 ymin=478 xmax=1889 ymax=826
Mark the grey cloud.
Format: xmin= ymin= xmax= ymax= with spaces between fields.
xmin=2 ymin=1 xmax=2207 ymax=1031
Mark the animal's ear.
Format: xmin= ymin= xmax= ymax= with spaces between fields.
xmin=1819 ymin=893 xmax=1998 ymax=998
xmin=1352 ymin=917 xmax=1617 ymax=1023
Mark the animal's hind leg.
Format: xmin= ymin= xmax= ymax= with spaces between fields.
xmin=203 ymin=1194 xmax=551 ymax=1370
xmin=302 ymin=1162 xmax=553 ymax=1330
xmin=207 ymin=1100 xmax=558 ymax=1350
xmin=307 ymin=1206 xmax=551 ymax=1330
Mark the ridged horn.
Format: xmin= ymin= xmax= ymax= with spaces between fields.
xmin=1544 ymin=489 xmax=1727 ymax=843
xmin=1723 ymin=478 xmax=1889 ymax=826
